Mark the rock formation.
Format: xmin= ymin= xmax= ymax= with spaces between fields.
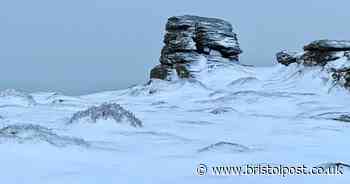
xmin=302 ymin=40 xmax=350 ymax=66
xmin=303 ymin=40 xmax=350 ymax=51
xmin=150 ymin=15 xmax=242 ymax=80
xmin=331 ymin=67 xmax=350 ymax=89
xmin=277 ymin=39 xmax=350 ymax=89
xmin=276 ymin=50 xmax=299 ymax=66
xmin=276 ymin=40 xmax=350 ymax=66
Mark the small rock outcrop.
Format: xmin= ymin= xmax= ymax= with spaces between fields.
xmin=277 ymin=39 xmax=350 ymax=89
xmin=301 ymin=40 xmax=350 ymax=66
xmin=68 ymin=103 xmax=143 ymax=127
xmin=303 ymin=40 xmax=350 ymax=51
xmin=150 ymin=15 xmax=242 ymax=80
xmin=331 ymin=67 xmax=350 ymax=89
xmin=276 ymin=50 xmax=299 ymax=66
xmin=277 ymin=40 xmax=350 ymax=66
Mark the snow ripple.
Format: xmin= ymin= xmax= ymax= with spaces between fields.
xmin=0 ymin=124 xmax=90 ymax=147
xmin=198 ymin=141 xmax=251 ymax=153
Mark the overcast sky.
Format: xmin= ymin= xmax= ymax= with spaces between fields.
xmin=0 ymin=0 xmax=349 ymax=95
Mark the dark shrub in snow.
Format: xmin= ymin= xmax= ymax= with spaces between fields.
xmin=68 ymin=103 xmax=143 ymax=127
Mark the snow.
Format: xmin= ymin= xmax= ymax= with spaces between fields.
xmin=0 ymin=124 xmax=90 ymax=147
xmin=1 ymin=60 xmax=350 ymax=183
xmin=0 ymin=89 xmax=36 ymax=107
xmin=325 ymin=56 xmax=350 ymax=70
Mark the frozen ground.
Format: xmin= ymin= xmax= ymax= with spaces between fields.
xmin=1 ymin=61 xmax=350 ymax=183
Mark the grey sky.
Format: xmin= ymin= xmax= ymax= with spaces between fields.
xmin=1 ymin=0 xmax=349 ymax=95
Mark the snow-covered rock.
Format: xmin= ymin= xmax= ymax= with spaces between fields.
xmin=331 ymin=68 xmax=350 ymax=89
xmin=0 ymin=124 xmax=89 ymax=147
xmin=278 ymin=40 xmax=350 ymax=66
xmin=150 ymin=15 xmax=242 ymax=80
xmin=304 ymin=40 xmax=350 ymax=51
xmin=276 ymin=50 xmax=299 ymax=66
xmin=68 ymin=103 xmax=142 ymax=127
xmin=277 ymin=40 xmax=350 ymax=90
xmin=301 ymin=40 xmax=350 ymax=66
xmin=301 ymin=50 xmax=344 ymax=66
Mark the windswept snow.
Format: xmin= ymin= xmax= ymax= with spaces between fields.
xmin=1 ymin=60 xmax=350 ymax=183
xmin=197 ymin=141 xmax=251 ymax=153
xmin=0 ymin=89 xmax=36 ymax=107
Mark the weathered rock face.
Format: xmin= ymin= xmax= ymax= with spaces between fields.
xmin=150 ymin=64 xmax=171 ymax=80
xmin=301 ymin=50 xmax=342 ymax=66
xmin=150 ymin=15 xmax=242 ymax=80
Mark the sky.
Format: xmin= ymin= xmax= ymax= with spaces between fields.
xmin=0 ymin=0 xmax=349 ymax=95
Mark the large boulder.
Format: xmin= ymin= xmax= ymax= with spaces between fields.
xmin=150 ymin=64 xmax=191 ymax=80
xmin=301 ymin=50 xmax=342 ymax=66
xmin=150 ymin=64 xmax=172 ymax=80
xmin=150 ymin=15 xmax=242 ymax=80
xmin=277 ymin=40 xmax=350 ymax=66
xmin=302 ymin=40 xmax=350 ymax=66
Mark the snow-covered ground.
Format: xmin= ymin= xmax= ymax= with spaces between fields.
xmin=1 ymin=61 xmax=350 ymax=183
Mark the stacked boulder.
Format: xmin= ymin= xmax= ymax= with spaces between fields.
xmin=150 ymin=15 xmax=242 ymax=80
xmin=276 ymin=39 xmax=350 ymax=89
